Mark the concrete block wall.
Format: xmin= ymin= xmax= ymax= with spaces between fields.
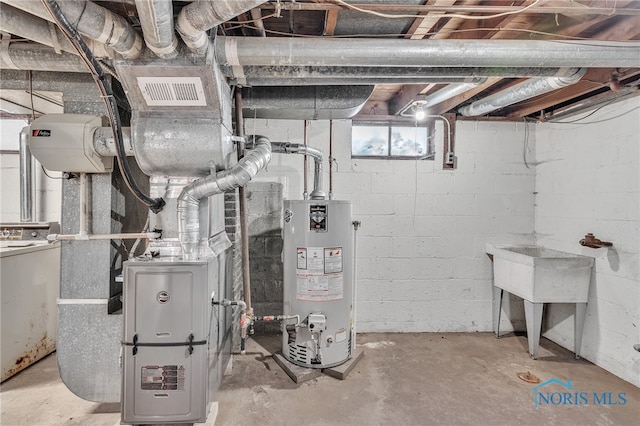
xmin=245 ymin=181 xmax=284 ymax=334
xmin=534 ymin=96 xmax=640 ymax=387
xmin=244 ymin=118 xmax=535 ymax=334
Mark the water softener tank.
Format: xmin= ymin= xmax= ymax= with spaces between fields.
xmin=282 ymin=199 xmax=354 ymax=368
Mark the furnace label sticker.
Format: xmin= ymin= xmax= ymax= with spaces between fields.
xmin=140 ymin=365 xmax=186 ymax=391
xmin=324 ymin=247 xmax=343 ymax=274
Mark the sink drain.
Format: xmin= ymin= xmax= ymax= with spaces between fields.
xmin=517 ymin=372 xmax=541 ymax=384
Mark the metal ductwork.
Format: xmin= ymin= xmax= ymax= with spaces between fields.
xmin=135 ymin=0 xmax=178 ymax=59
xmin=216 ymin=37 xmax=640 ymax=69
xmin=458 ymin=68 xmax=588 ymax=117
xmin=422 ymin=78 xmax=487 ymax=108
xmin=271 ymin=142 xmax=325 ymax=200
xmin=177 ymin=135 xmax=271 ymax=260
xmin=1 ymin=0 xmax=142 ymax=59
xmin=219 ymin=65 xmax=575 ymax=87
xmin=0 ymin=42 xmax=88 ymax=73
xmin=241 ymin=86 xmax=374 ymax=119
xmin=19 ymin=129 xmax=34 ymax=223
xmin=0 ymin=4 xmax=78 ymax=55
xmin=114 ymin=46 xmax=236 ymax=176
xmin=176 ymin=0 xmax=268 ymax=55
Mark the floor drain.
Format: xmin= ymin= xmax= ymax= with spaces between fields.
xmin=517 ymin=372 xmax=541 ymax=384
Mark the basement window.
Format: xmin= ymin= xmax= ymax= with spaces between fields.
xmin=351 ymin=122 xmax=435 ymax=159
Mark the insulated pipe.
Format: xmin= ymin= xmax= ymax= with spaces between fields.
xmin=19 ymin=129 xmax=34 ymax=223
xmin=222 ymin=65 xmax=574 ymax=86
xmin=422 ymin=78 xmax=487 ymax=108
xmin=177 ymin=135 xmax=271 ymax=260
xmin=216 ymin=37 xmax=640 ymax=68
xmin=0 ymin=4 xmax=78 ymax=55
xmin=1 ymin=0 xmax=142 ymax=59
xmin=176 ymin=0 xmax=268 ymax=55
xmin=0 ymin=43 xmax=88 ymax=73
xmin=135 ymin=0 xmax=178 ymax=59
xmin=458 ymin=68 xmax=587 ymax=117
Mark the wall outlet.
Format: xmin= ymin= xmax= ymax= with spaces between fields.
xmin=446 ymin=151 xmax=455 ymax=165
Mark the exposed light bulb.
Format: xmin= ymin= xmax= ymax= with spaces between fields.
xmin=415 ymin=108 xmax=426 ymax=121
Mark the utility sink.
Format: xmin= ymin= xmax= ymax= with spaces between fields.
xmin=490 ymin=245 xmax=593 ymax=303
xmin=487 ymin=244 xmax=594 ymax=359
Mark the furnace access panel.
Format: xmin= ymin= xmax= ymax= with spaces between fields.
xmin=121 ymin=261 xmax=210 ymax=424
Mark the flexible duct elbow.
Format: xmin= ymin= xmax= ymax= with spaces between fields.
xmin=178 ymin=136 xmax=271 ymax=260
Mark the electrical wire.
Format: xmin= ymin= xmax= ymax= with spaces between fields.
xmin=239 ymin=24 xmax=610 ymax=41
xmin=41 ymin=164 xmax=64 ymax=179
xmin=549 ymin=104 xmax=640 ymax=125
xmin=28 ymin=70 xmax=36 ymax=123
xmin=331 ymin=0 xmax=544 ymax=21
xmin=41 ymin=0 xmax=164 ymax=213
xmin=522 ymin=118 xmax=530 ymax=169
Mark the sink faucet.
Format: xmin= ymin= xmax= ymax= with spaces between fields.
xmin=579 ymin=233 xmax=612 ymax=249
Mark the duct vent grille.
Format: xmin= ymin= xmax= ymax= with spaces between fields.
xmin=137 ymin=77 xmax=207 ymax=106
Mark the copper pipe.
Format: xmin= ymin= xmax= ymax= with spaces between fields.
xmin=234 ymin=88 xmax=253 ymax=318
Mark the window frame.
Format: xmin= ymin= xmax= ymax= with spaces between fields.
xmin=351 ymin=120 xmax=436 ymax=160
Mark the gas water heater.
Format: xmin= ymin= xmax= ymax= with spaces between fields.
xmin=282 ymin=199 xmax=354 ymax=368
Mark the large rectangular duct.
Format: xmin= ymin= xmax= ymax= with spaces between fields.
xmin=114 ymin=48 xmax=234 ymax=177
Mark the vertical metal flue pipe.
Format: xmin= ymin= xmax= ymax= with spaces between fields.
xmin=268 ymin=142 xmax=325 ymax=200
xmin=177 ymin=136 xmax=271 ymax=260
xmin=19 ymin=129 xmax=33 ymax=223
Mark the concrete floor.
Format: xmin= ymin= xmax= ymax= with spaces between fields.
xmin=1 ymin=332 xmax=639 ymax=425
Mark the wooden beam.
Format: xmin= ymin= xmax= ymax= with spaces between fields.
xmin=323 ymin=10 xmax=338 ymax=36
xmin=405 ymin=0 xmax=456 ymax=40
xmin=260 ymin=3 xmax=640 ymax=16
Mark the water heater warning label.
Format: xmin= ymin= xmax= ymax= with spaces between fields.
xmin=296 ymin=246 xmax=343 ymax=301
xmin=141 ymin=365 xmax=186 ymax=391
